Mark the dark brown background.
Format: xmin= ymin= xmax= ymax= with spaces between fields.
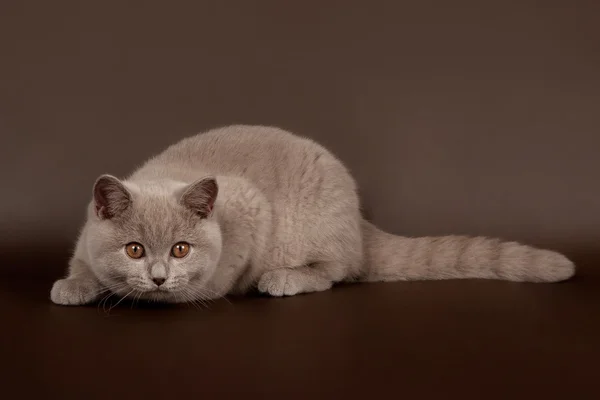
xmin=1 ymin=1 xmax=598 ymax=398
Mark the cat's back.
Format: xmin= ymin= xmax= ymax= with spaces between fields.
xmin=166 ymin=125 xmax=311 ymax=171
xmin=130 ymin=125 xmax=353 ymax=194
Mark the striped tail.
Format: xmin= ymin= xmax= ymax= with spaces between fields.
xmin=361 ymin=220 xmax=575 ymax=283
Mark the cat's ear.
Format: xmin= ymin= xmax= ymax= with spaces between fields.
xmin=180 ymin=177 xmax=218 ymax=218
xmin=92 ymin=174 xmax=132 ymax=219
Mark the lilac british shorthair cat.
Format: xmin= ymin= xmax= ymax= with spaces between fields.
xmin=50 ymin=125 xmax=575 ymax=306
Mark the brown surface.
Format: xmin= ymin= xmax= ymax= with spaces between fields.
xmin=1 ymin=1 xmax=599 ymax=398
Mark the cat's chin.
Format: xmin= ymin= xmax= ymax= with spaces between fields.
xmin=132 ymin=289 xmax=189 ymax=303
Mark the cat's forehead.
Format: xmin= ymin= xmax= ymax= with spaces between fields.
xmin=120 ymin=191 xmax=197 ymax=247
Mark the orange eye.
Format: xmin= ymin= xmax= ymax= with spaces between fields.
xmin=125 ymin=242 xmax=145 ymax=259
xmin=171 ymin=242 xmax=190 ymax=258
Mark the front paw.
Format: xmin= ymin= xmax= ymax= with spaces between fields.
xmin=258 ymin=269 xmax=298 ymax=296
xmin=257 ymin=268 xmax=332 ymax=297
xmin=50 ymin=278 xmax=100 ymax=305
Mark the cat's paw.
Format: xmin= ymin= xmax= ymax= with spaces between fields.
xmin=257 ymin=268 xmax=332 ymax=297
xmin=258 ymin=268 xmax=303 ymax=296
xmin=50 ymin=278 xmax=100 ymax=305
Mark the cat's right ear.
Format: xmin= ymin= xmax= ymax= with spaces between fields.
xmin=180 ymin=177 xmax=218 ymax=218
xmin=92 ymin=175 xmax=132 ymax=219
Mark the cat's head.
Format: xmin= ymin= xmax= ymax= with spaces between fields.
xmin=85 ymin=174 xmax=223 ymax=303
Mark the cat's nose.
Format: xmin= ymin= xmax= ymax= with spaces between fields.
xmin=152 ymin=277 xmax=166 ymax=286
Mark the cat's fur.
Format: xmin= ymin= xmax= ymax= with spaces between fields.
xmin=50 ymin=125 xmax=575 ymax=305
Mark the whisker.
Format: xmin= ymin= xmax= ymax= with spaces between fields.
xmin=130 ymin=290 xmax=141 ymax=309
xmin=188 ymin=286 xmax=217 ymax=310
xmin=98 ymin=291 xmax=117 ymax=314
xmin=182 ymin=287 xmax=205 ymax=310
xmin=107 ymin=289 xmax=135 ymax=313
xmin=178 ymin=288 xmax=197 ymax=309
xmin=93 ymin=282 xmax=127 ymax=295
xmin=94 ymin=283 xmax=130 ymax=313
xmin=199 ymin=287 xmax=232 ymax=306
xmin=179 ymin=291 xmax=198 ymax=310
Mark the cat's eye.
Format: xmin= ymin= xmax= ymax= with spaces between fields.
xmin=125 ymin=242 xmax=145 ymax=259
xmin=171 ymin=242 xmax=190 ymax=258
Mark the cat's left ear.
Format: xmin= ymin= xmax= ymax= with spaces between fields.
xmin=180 ymin=177 xmax=218 ymax=218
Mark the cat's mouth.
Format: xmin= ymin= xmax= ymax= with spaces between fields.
xmin=134 ymin=284 xmax=199 ymax=302
xmin=137 ymin=286 xmax=179 ymax=295
xmin=130 ymin=288 xmax=180 ymax=303
xmin=120 ymin=277 xmax=189 ymax=295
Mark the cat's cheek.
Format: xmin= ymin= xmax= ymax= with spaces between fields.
xmin=88 ymin=264 xmax=111 ymax=286
xmin=89 ymin=252 xmax=136 ymax=288
xmin=185 ymin=254 xmax=214 ymax=282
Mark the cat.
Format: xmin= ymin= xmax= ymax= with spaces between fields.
xmin=50 ymin=125 xmax=575 ymax=306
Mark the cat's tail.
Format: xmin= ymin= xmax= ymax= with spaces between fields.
xmin=360 ymin=220 xmax=575 ymax=283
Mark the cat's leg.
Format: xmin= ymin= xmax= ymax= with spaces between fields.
xmin=257 ymin=261 xmax=348 ymax=297
xmin=51 ymin=258 xmax=103 ymax=305
xmin=257 ymin=211 xmax=364 ymax=297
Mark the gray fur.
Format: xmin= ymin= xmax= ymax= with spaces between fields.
xmin=50 ymin=125 xmax=575 ymax=305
